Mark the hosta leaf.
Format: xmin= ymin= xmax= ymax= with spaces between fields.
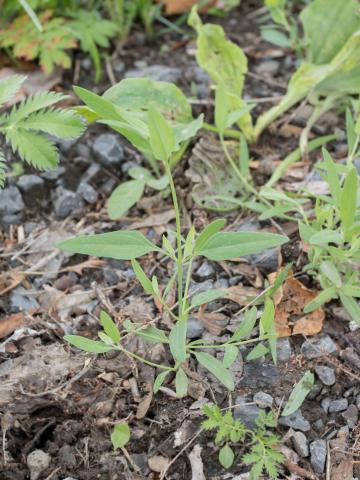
xmin=197 ymin=231 xmax=288 ymax=261
xmin=57 ymin=231 xmax=160 ymax=260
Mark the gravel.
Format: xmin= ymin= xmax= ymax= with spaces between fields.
xmin=315 ymin=365 xmax=336 ymax=386
xmin=17 ymin=174 xmax=45 ymax=206
xmin=292 ymin=431 xmax=309 ymax=458
xmin=234 ymin=396 xmax=261 ymax=428
xmin=253 ymin=391 xmax=273 ymax=409
xmin=301 ymin=335 xmax=337 ymax=359
xmin=10 ymin=286 xmax=40 ymax=313
xmin=0 ymin=186 xmax=24 ymax=223
xmin=92 ymin=133 xmax=124 ymax=167
xmin=277 ymin=338 xmax=292 ymax=361
xmin=53 ymin=187 xmax=84 ymax=218
xmin=328 ymin=399 xmax=348 ymax=413
xmin=125 ymin=64 xmax=182 ymax=83
xmin=342 ymin=404 xmax=358 ymax=429
xmin=279 ymin=410 xmax=311 ymax=432
xmin=27 ymin=450 xmax=51 ymax=480
xmin=186 ymin=317 xmax=204 ymax=339
xmin=77 ymin=181 xmax=98 ymax=204
xmin=310 ymin=440 xmax=327 ymax=473
xmin=194 ymin=261 xmax=216 ymax=280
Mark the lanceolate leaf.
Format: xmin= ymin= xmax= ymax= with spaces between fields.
xmin=340 ymin=167 xmax=358 ymax=233
xmin=64 ymin=335 xmax=113 ymax=353
xmin=175 ymin=368 xmax=188 ymax=397
xmin=195 ymin=219 xmax=226 ymax=253
xmin=107 ymin=179 xmax=145 ymax=220
xmin=190 ymin=289 xmax=226 ymax=308
xmin=100 ymin=311 xmax=121 ymax=344
xmin=123 ymin=320 xmax=169 ymax=344
xmin=131 ymin=259 xmax=154 ymax=295
xmin=282 ymin=371 xmax=314 ymax=416
xmin=339 ymin=293 xmax=360 ymax=325
xmin=230 ymin=306 xmax=257 ymax=342
xmin=169 ymin=321 xmax=187 ymax=363
xmin=197 ymin=231 xmax=288 ymax=261
xmin=57 ymin=231 xmax=160 ymax=260
xmin=148 ymin=107 xmax=176 ymax=162
xmin=194 ymin=351 xmax=235 ymax=391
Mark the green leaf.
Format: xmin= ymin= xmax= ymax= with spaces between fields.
xmin=169 ymin=321 xmax=187 ymax=364
xmin=323 ymin=148 xmax=341 ymax=205
xmin=20 ymin=108 xmax=84 ymax=138
xmin=131 ymin=259 xmax=154 ymax=295
xmin=340 ymin=167 xmax=358 ymax=233
xmin=74 ymin=85 xmax=121 ymax=120
xmin=282 ymin=371 xmax=314 ymax=416
xmin=215 ymin=83 xmax=228 ymax=133
xmin=107 ymin=180 xmax=145 ymax=220
xmin=222 ymin=345 xmax=238 ymax=368
xmin=346 ymin=108 xmax=357 ymax=155
xmin=219 ymin=444 xmax=234 ymax=468
xmin=57 ymin=231 xmax=160 ymax=260
xmin=260 ymin=298 xmax=277 ymax=364
xmin=195 ymin=219 xmax=226 ymax=253
xmin=309 ymin=230 xmax=343 ymax=245
xmin=0 ymin=75 xmax=26 ymax=108
xmin=100 ymin=311 xmax=121 ymax=344
xmin=147 ymin=107 xmax=176 ymax=163
xmin=303 ymin=287 xmax=337 ymax=312
xmin=230 ymin=306 xmax=257 ymax=342
xmin=123 ymin=320 xmax=169 ymax=344
xmin=261 ymin=28 xmax=291 ymax=48
xmin=0 ymin=149 xmax=6 ymax=188
xmin=111 ymin=423 xmax=130 ymax=450
xmin=175 ymin=368 xmax=188 ymax=398
xmin=194 ymin=351 xmax=235 ymax=391
xmin=153 ymin=371 xmax=169 ymax=393
xmin=246 ymin=343 xmax=269 ymax=361
xmin=339 ymin=293 xmax=360 ymax=326
xmin=64 ymin=335 xmax=113 ymax=353
xmin=320 ymin=261 xmax=342 ymax=288
xmin=197 ymin=231 xmax=288 ymax=261
xmin=239 ymin=133 xmax=250 ymax=177
xmin=190 ymin=289 xmax=226 ymax=308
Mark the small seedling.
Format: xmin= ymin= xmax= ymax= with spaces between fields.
xmin=202 ymin=404 xmax=284 ymax=478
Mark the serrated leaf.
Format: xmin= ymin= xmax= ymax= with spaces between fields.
xmin=194 ymin=351 xmax=235 ymax=390
xmin=64 ymin=335 xmax=113 ymax=353
xmin=0 ymin=75 xmax=26 ymax=108
xmin=111 ymin=423 xmax=130 ymax=450
xmin=20 ymin=108 xmax=84 ymax=138
xmin=282 ymin=370 xmax=314 ymax=416
xmin=100 ymin=311 xmax=121 ymax=344
xmin=107 ymin=180 xmax=145 ymax=220
xmin=57 ymin=231 xmax=160 ymax=260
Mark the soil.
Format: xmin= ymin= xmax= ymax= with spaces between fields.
xmin=1 ymin=2 xmax=360 ymax=480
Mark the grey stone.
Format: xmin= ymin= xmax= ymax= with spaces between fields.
xmin=10 ymin=286 xmax=39 ymax=313
xmin=1 ymin=213 xmax=22 ymax=224
xmin=292 ymin=431 xmax=309 ymax=458
xmin=253 ymin=391 xmax=273 ymax=409
xmin=77 ymin=182 xmax=98 ymax=204
xmin=63 ymin=478 xmax=78 ymax=480
xmin=315 ymin=366 xmax=336 ymax=386
xmin=125 ymin=64 xmax=182 ymax=83
xmin=255 ymin=60 xmax=280 ymax=76
xmin=310 ymin=440 xmax=327 ymax=473
xmin=41 ymin=166 xmax=65 ymax=181
xmin=328 ymin=399 xmax=348 ymax=413
xmin=27 ymin=449 xmax=51 ymax=480
xmin=214 ymin=278 xmax=229 ymax=289
xmin=279 ymin=410 xmax=311 ymax=432
xmin=132 ymin=453 xmax=150 ymax=475
xmin=245 ymin=247 xmax=280 ymax=272
xmin=54 ymin=187 xmax=84 ymax=218
xmin=103 ymin=269 xmax=119 ymax=286
xmin=277 ymin=338 xmax=292 ymax=361
xmin=341 ymin=348 xmax=360 ymax=371
xmin=0 ymin=186 xmax=24 ymax=217
xmin=301 ymin=335 xmax=337 ymax=359
xmin=186 ymin=317 xmax=204 ymax=339
xmin=234 ymin=396 xmax=261 ymax=428
xmin=241 ymin=361 xmax=279 ymax=389
xmin=321 ymin=398 xmax=331 ymax=413
xmin=92 ymin=133 xmax=124 ymax=167
xmin=313 ymin=419 xmax=324 ymax=431
xmin=58 ymin=445 xmax=76 ymax=468
xmin=342 ymin=404 xmax=358 ymax=429
xmin=17 ymin=175 xmax=45 ymax=206
xmin=188 ymin=280 xmax=213 ymax=297
xmin=82 ymin=163 xmax=101 ymax=182
xmin=195 ymin=261 xmax=215 ymax=280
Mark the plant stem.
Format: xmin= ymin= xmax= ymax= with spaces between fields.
xmin=188 ymin=335 xmax=270 ymax=350
xmin=182 ymin=258 xmax=193 ymax=316
xmin=115 ymin=345 xmax=174 ymax=371
xmin=203 ymin=122 xmax=241 ymax=140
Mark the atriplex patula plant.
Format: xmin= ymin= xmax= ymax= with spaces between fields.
xmin=58 ymin=105 xmax=288 ymax=396
xmin=0 ymin=75 xmax=84 ymax=188
xmin=202 ymin=405 xmax=284 ymax=478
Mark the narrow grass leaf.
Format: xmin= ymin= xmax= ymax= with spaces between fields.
xmin=64 ymin=335 xmax=112 ymax=353
xmin=100 ymin=311 xmax=121 ymax=344
xmin=282 ymin=371 xmax=314 ymax=416
xmin=169 ymin=321 xmax=187 ymax=363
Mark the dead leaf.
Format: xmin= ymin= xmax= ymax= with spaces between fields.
xmin=0 ymin=309 xmax=39 ymax=339
xmin=196 ymin=309 xmax=228 ymax=335
xmin=148 ymin=455 xmax=170 ymax=473
xmin=136 ymin=392 xmax=153 ymax=419
xmin=61 ymin=258 xmax=106 ymax=275
xmin=269 ymin=270 xmax=324 ymax=337
xmin=188 ymin=444 xmax=206 ymax=480
xmin=0 ymin=271 xmax=24 ymax=296
xmin=225 ymin=285 xmax=261 ymax=305
xmin=160 ymin=0 xmax=216 ymax=15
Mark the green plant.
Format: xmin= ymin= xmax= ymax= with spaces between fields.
xmin=74 ymin=77 xmax=203 ymax=219
xmin=0 ymin=75 xmax=84 ymax=188
xmin=299 ymin=148 xmax=360 ymax=325
xmin=58 ymin=100 xmax=288 ymax=396
xmin=202 ymin=404 xmax=284 ymax=478
xmin=0 ymin=8 xmax=118 ymax=81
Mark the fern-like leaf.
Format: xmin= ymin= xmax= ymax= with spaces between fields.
xmin=6 ymin=92 xmax=67 ymax=125
xmin=0 ymin=149 xmax=6 ymax=188
xmin=5 ymin=129 xmax=58 ymax=170
xmin=0 ymin=75 xmax=26 ymax=109
xmin=19 ymin=108 xmax=85 ymax=138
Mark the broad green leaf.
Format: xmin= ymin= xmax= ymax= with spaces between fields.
xmin=260 ymin=298 xmax=277 ymax=364
xmin=111 ymin=423 xmax=130 ymax=450
xmin=123 ymin=320 xmax=169 ymax=344
xmin=303 ymin=287 xmax=337 ymax=313
xmin=146 ymin=175 xmax=169 ymax=190
xmin=169 ymin=321 xmax=187 ymax=363
xmin=195 ymin=219 xmax=226 ymax=253
xmin=339 ymin=293 xmax=360 ymax=326
xmin=57 ymin=231 xmax=160 ymax=260
xmin=219 ymin=444 xmax=234 ymax=468
xmin=190 ymin=289 xmax=226 ymax=308
xmin=153 ymin=371 xmax=169 ymax=393
xmin=342 ymin=285 xmax=360 ymax=297
xmin=340 ymin=167 xmax=358 ymax=233
xmin=194 ymin=351 xmax=235 ymax=390
xmin=246 ymin=343 xmax=269 ymax=360
xmin=215 ymin=83 xmax=228 ymax=133
xmin=131 ymin=259 xmax=154 ymax=295
xmin=309 ymin=230 xmax=343 ymax=245
xmin=230 ymin=306 xmax=257 ymax=342
xmin=100 ymin=311 xmax=121 ymax=344
xmin=64 ymin=335 xmax=113 ymax=353
xmin=197 ymin=231 xmax=288 ymax=261
xmin=323 ymin=148 xmax=341 ymax=205
xmin=261 ymin=28 xmax=291 ymax=48
xmin=175 ymin=368 xmax=188 ymax=397
xmin=148 ymin=107 xmax=176 ymax=162
xmin=282 ymin=371 xmax=314 ymax=416
xmin=107 ymin=179 xmax=145 ymax=220
xmin=320 ymin=261 xmax=342 ymax=288
xmin=222 ymin=345 xmax=238 ymax=368
xmin=128 ymin=166 xmax=153 ymax=181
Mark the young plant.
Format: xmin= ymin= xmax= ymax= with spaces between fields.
xmin=299 ymin=149 xmax=360 ymax=325
xmin=74 ymin=77 xmax=203 ymax=219
xmin=202 ymin=404 xmax=284 ymax=478
xmin=0 ymin=75 xmax=84 ymax=188
xmin=58 ymin=104 xmax=288 ymax=396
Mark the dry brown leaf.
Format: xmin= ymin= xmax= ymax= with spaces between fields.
xmin=269 ymin=271 xmax=324 ymax=337
xmin=61 ymin=258 xmax=105 ymax=275
xmin=148 ymin=455 xmax=170 ymax=473
xmin=225 ymin=285 xmax=261 ymax=305
xmin=0 ymin=272 xmax=24 ymax=296
xmin=0 ymin=309 xmax=39 ymax=339
xmin=160 ymin=0 xmax=216 ymax=15
xmin=136 ymin=392 xmax=153 ymax=419
xmin=196 ymin=308 xmax=228 ymax=335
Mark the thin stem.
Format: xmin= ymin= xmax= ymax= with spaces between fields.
xmin=182 ymin=258 xmax=193 ymax=316
xmin=187 ymin=335 xmax=269 ymax=350
xmin=203 ymin=122 xmax=241 ymax=140
xmin=115 ymin=345 xmax=174 ymax=371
